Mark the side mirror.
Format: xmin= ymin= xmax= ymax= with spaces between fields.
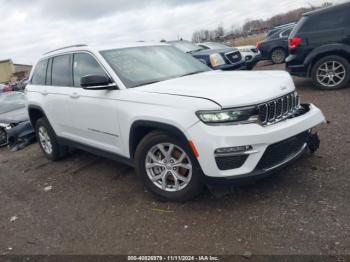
xmin=81 ymin=74 xmax=116 ymax=90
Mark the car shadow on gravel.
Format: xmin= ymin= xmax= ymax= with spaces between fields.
xmin=58 ymin=147 xmax=308 ymax=206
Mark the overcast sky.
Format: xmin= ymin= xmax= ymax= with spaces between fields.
xmin=0 ymin=0 xmax=345 ymax=64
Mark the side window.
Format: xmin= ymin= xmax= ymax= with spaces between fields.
xmin=280 ymin=28 xmax=292 ymax=38
xmin=73 ymin=53 xmax=107 ymax=87
xmin=31 ymin=59 xmax=48 ymax=85
xmin=52 ymin=54 xmax=73 ymax=87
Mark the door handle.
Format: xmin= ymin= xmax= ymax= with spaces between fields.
xmin=41 ymin=90 xmax=48 ymax=96
xmin=70 ymin=92 xmax=80 ymax=99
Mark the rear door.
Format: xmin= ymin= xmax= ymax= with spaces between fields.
xmin=66 ymin=52 xmax=122 ymax=155
xmin=43 ymin=54 xmax=74 ymax=137
xmin=279 ymin=27 xmax=293 ymax=50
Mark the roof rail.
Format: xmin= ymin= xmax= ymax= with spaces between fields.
xmin=43 ymin=44 xmax=88 ymax=55
xmin=272 ymin=22 xmax=296 ymax=29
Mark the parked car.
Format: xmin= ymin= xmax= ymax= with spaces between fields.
xmin=286 ymin=2 xmax=350 ymax=90
xmin=0 ymin=83 xmax=12 ymax=93
xmin=168 ymin=40 xmax=245 ymax=70
xmin=11 ymin=78 xmax=29 ymax=91
xmin=27 ymin=43 xmax=325 ymax=201
xmin=266 ymin=23 xmax=296 ymax=38
xmin=257 ymin=24 xmax=294 ymax=64
xmin=197 ymin=42 xmax=261 ymax=70
xmin=0 ymin=92 xmax=35 ymax=149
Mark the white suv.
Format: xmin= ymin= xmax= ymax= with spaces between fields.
xmin=26 ymin=43 xmax=325 ymax=201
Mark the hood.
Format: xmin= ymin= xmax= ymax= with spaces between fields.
xmin=192 ymin=47 xmax=238 ymax=55
xmin=136 ymin=70 xmax=295 ymax=108
xmin=0 ymin=107 xmax=29 ymax=124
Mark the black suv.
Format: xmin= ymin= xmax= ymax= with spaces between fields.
xmin=286 ymin=2 xmax=350 ymax=90
xmin=257 ymin=24 xmax=294 ymax=64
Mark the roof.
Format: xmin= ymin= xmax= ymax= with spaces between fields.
xmin=41 ymin=42 xmax=169 ymax=59
xmin=304 ymin=2 xmax=350 ymax=16
xmin=0 ymin=59 xmax=13 ymax=64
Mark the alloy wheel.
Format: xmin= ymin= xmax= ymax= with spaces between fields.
xmin=38 ymin=126 xmax=53 ymax=155
xmin=145 ymin=143 xmax=192 ymax=192
xmin=316 ymin=61 xmax=346 ymax=88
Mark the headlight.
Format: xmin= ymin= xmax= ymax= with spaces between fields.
xmin=209 ymin=53 xmax=226 ymax=67
xmin=196 ymin=107 xmax=259 ymax=124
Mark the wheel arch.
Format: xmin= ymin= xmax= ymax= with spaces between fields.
xmin=129 ymin=120 xmax=190 ymax=160
xmin=305 ymin=44 xmax=350 ymax=76
xmin=28 ymin=105 xmax=47 ymax=128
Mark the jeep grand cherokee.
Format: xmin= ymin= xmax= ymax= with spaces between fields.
xmin=27 ymin=43 xmax=325 ymax=201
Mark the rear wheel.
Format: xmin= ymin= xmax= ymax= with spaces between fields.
xmin=311 ymin=55 xmax=350 ymax=90
xmin=35 ymin=118 xmax=68 ymax=161
xmin=270 ymin=48 xmax=286 ymax=64
xmin=135 ymin=131 xmax=203 ymax=201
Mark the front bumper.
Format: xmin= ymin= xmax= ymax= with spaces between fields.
xmin=187 ymin=103 xmax=325 ymax=179
xmin=215 ymin=61 xmax=245 ymax=71
xmin=245 ymin=54 xmax=262 ymax=69
xmin=203 ymin=141 xmax=308 ymax=185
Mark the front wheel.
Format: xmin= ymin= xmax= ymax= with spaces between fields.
xmin=311 ymin=55 xmax=350 ymax=90
xmin=135 ymin=131 xmax=203 ymax=201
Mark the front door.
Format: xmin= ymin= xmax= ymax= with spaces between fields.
xmin=66 ymin=52 xmax=122 ymax=155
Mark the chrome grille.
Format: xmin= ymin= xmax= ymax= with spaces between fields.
xmin=258 ymin=92 xmax=299 ymax=125
xmin=225 ymin=51 xmax=242 ymax=64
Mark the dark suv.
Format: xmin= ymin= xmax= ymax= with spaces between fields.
xmin=168 ymin=40 xmax=245 ymax=70
xmin=286 ymin=2 xmax=350 ymax=90
xmin=257 ymin=24 xmax=294 ymax=64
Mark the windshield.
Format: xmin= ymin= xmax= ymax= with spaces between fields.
xmin=168 ymin=41 xmax=204 ymax=53
xmin=0 ymin=92 xmax=25 ymax=114
xmin=101 ymin=45 xmax=210 ymax=88
xmin=204 ymin=42 xmax=229 ymax=49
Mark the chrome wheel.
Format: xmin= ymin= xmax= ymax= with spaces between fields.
xmin=145 ymin=143 xmax=192 ymax=192
xmin=271 ymin=49 xmax=285 ymax=64
xmin=38 ymin=126 xmax=52 ymax=155
xmin=316 ymin=61 xmax=346 ymax=88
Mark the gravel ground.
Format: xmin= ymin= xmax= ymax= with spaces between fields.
xmin=0 ymin=62 xmax=349 ymax=256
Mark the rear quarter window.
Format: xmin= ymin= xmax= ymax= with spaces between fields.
xmin=31 ymin=59 xmax=48 ymax=85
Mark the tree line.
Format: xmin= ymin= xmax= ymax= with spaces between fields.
xmin=192 ymin=2 xmax=332 ymax=43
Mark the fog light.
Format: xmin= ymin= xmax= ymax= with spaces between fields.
xmin=215 ymin=145 xmax=252 ymax=155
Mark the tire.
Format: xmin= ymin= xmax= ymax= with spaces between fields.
xmin=135 ymin=131 xmax=204 ymax=202
xmin=311 ymin=55 xmax=350 ymax=90
xmin=35 ymin=118 xmax=68 ymax=161
xmin=270 ymin=48 xmax=286 ymax=64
